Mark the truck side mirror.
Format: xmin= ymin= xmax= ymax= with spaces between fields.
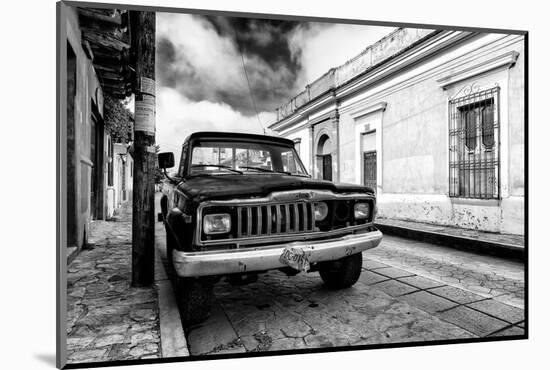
xmin=158 ymin=152 xmax=175 ymax=169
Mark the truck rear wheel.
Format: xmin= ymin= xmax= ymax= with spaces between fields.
xmin=174 ymin=277 xmax=214 ymax=326
xmin=319 ymin=252 xmax=363 ymax=289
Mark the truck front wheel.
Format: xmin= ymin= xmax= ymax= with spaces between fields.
xmin=318 ymin=252 xmax=363 ymax=289
xmin=174 ymin=277 xmax=214 ymax=326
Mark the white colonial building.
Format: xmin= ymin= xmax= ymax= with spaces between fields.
xmin=270 ymin=28 xmax=525 ymax=235
xmin=105 ymin=142 xmax=133 ymax=219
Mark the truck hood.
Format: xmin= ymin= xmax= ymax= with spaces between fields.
xmin=177 ymin=174 xmax=374 ymax=202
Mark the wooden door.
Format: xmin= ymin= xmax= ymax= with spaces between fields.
xmin=90 ymin=118 xmax=97 ymax=220
xmin=322 ymin=154 xmax=332 ymax=181
xmin=67 ymin=42 xmax=77 ymax=246
xmin=90 ymin=110 xmax=104 ymax=220
xmin=363 ymin=151 xmax=377 ymax=192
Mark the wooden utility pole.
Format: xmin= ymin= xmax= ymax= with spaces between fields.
xmin=131 ymin=11 xmax=156 ymax=287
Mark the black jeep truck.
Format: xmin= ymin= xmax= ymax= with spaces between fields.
xmin=158 ymin=131 xmax=382 ymax=325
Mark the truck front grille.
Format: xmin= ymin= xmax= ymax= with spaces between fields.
xmin=236 ymin=202 xmax=316 ymax=237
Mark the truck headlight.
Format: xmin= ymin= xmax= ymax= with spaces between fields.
xmin=314 ymin=202 xmax=328 ymax=221
xmin=203 ymin=213 xmax=231 ymax=234
xmin=354 ymin=202 xmax=370 ymax=220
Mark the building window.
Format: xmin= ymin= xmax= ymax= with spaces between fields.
xmin=449 ymin=86 xmax=500 ymax=199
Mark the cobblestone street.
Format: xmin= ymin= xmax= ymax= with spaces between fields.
xmin=66 ymin=204 xmax=161 ymax=364
xmin=172 ymin=231 xmax=524 ymax=355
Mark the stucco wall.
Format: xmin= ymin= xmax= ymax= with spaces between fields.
xmin=339 ymin=113 xmax=356 ymax=184
xmin=288 ymin=127 xmax=311 ymax=174
xmin=507 ymin=42 xmax=525 ymax=197
xmin=275 ymin=32 xmax=525 ymax=235
xmin=374 ymin=36 xmax=525 ymax=234
xmin=66 ymin=6 xmax=105 ymax=247
xmin=381 ymin=77 xmax=448 ymax=194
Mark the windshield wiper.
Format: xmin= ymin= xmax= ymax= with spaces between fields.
xmin=239 ymin=166 xmax=292 ymax=175
xmin=191 ymin=164 xmax=243 ymax=174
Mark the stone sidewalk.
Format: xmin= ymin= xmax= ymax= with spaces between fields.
xmin=66 ymin=203 xmax=161 ymax=364
xmin=366 ymin=236 xmax=524 ymax=308
xmin=376 ymin=218 xmax=524 ymax=260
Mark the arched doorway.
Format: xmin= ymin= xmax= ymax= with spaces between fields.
xmin=316 ymin=134 xmax=332 ymax=181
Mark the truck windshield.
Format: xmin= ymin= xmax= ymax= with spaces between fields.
xmin=189 ymin=140 xmax=307 ymax=176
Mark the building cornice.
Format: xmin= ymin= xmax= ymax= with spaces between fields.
xmin=271 ymin=30 xmax=476 ymax=132
xmin=310 ymin=107 xmax=338 ymax=126
xmin=436 ymin=50 xmax=519 ymax=89
xmin=337 ymin=34 xmax=521 ymax=114
xmin=348 ymin=102 xmax=387 ymax=119
xmin=335 ymin=31 xmax=475 ymax=99
xmin=269 ymin=92 xmax=336 ymax=132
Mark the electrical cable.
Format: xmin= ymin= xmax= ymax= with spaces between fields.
xmin=236 ymin=38 xmax=266 ymax=134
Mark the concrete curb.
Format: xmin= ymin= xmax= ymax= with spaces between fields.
xmin=67 ymin=246 xmax=79 ymax=264
xmin=154 ymin=228 xmax=190 ymax=358
xmin=375 ymin=222 xmax=524 ymax=261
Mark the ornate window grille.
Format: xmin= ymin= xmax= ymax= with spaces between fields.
xmin=449 ymin=86 xmax=500 ymax=199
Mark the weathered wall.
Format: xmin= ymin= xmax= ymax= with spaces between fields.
xmin=381 ymin=77 xmax=448 ymax=195
xmin=276 ymin=32 xmax=524 ymax=235
xmin=339 ymin=113 xmax=356 ymax=184
xmin=502 ymin=40 xmax=525 ymax=234
xmin=66 ymin=6 xmax=105 ymax=247
xmin=373 ymin=35 xmax=525 ymax=234
xmin=507 ymin=41 xmax=525 ymax=196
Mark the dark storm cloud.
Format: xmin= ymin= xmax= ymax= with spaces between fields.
xmin=156 ymin=14 xmax=316 ymax=116
xmin=204 ymin=16 xmax=303 ymax=71
xmin=157 ymin=34 xmax=256 ymax=113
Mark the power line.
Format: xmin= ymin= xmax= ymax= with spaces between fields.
xmin=236 ymin=39 xmax=266 ymax=134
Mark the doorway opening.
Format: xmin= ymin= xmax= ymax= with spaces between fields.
xmin=67 ymin=42 xmax=77 ymax=247
xmin=316 ymin=134 xmax=333 ymax=181
xmin=363 ymin=151 xmax=377 ymax=192
xmin=361 ymin=129 xmax=377 ymax=192
xmin=90 ymin=102 xmax=105 ymax=220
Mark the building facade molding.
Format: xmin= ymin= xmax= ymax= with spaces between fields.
xmin=270 ymin=93 xmax=336 ymax=132
xmin=348 ymin=101 xmax=387 ymax=119
xmin=311 ymin=110 xmax=340 ymax=182
xmin=270 ymin=29 xmax=524 ymax=235
xmin=353 ymin=105 xmax=385 ymax=192
xmin=335 ymin=31 xmax=476 ymax=100
xmin=437 ymin=50 xmax=519 ymax=89
xmin=274 ymin=33 xmax=521 ymax=134
xmin=336 ymin=34 xmax=520 ymax=118
xmin=272 ymin=31 xmax=475 ymax=133
xmin=310 ymin=108 xmax=339 ymax=127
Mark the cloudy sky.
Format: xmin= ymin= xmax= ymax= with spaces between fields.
xmin=155 ymin=12 xmax=394 ymax=157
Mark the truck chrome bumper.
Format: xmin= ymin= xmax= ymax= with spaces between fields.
xmin=172 ymin=229 xmax=383 ymax=277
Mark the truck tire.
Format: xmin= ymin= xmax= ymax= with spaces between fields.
xmin=319 ymin=252 xmax=363 ymax=289
xmin=174 ymin=277 xmax=214 ymax=326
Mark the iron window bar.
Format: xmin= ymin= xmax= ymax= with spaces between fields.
xmin=448 ymin=86 xmax=500 ymax=199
